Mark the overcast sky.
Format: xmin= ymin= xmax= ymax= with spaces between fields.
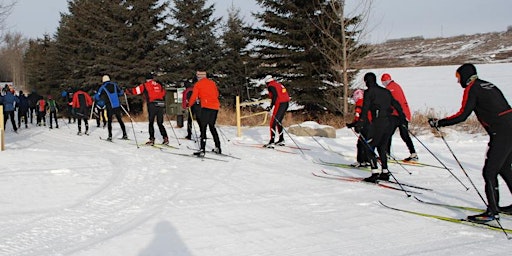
xmin=5 ymin=0 xmax=512 ymax=44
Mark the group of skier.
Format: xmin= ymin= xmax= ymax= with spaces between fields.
xmin=347 ymin=63 xmax=512 ymax=224
xmin=2 ymin=63 xmax=512 ymax=225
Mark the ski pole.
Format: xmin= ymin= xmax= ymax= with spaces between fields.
xmin=269 ymin=111 xmax=305 ymax=155
xmin=216 ymin=125 xmax=230 ymax=143
xmin=120 ymin=105 xmax=139 ymax=148
xmin=435 ymin=125 xmax=512 ymax=239
xmin=406 ymin=126 xmax=469 ymax=190
xmin=165 ymin=113 xmax=181 ymax=146
xmin=188 ymin=107 xmax=200 ymax=148
xmin=293 ymin=122 xmax=328 ymax=151
xmin=351 ymin=128 xmax=412 ymax=175
xmin=350 ymin=127 xmax=411 ymax=197
xmin=89 ymin=101 xmax=95 ymax=120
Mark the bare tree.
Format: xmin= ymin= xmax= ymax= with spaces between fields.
xmin=1 ymin=32 xmax=28 ymax=88
xmin=308 ymin=0 xmax=373 ymax=117
xmin=0 ymin=1 xmax=15 ymax=33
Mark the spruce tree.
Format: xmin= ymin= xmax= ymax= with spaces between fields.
xmin=167 ymin=0 xmax=222 ymax=81
xmin=252 ymin=0 xmax=368 ymax=113
xmin=216 ymin=6 xmax=253 ymax=107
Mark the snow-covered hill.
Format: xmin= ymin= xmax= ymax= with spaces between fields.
xmin=359 ymin=30 xmax=512 ymax=68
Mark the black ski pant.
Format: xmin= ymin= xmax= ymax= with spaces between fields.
xmin=269 ymin=102 xmax=289 ymax=143
xmin=49 ymin=110 xmax=58 ymax=128
xmin=198 ymin=107 xmax=220 ymax=151
xmin=18 ymin=109 xmax=28 ymax=128
xmin=482 ymin=131 xmax=512 ymax=214
xmin=366 ymin=117 xmax=392 ymax=171
xmin=3 ymin=110 xmax=17 ymax=131
xmin=106 ymin=106 xmax=126 ymax=138
xmin=147 ymin=102 xmax=167 ymax=140
xmin=356 ymin=126 xmax=371 ymax=164
xmin=388 ymin=116 xmax=416 ymax=155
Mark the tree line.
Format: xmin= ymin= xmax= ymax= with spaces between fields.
xmin=3 ymin=0 xmax=371 ymax=117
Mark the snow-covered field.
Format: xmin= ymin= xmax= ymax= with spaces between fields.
xmin=1 ymin=63 xmax=512 ymax=255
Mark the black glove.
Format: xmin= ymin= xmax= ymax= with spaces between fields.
xmin=428 ymin=118 xmax=439 ymax=128
xmin=346 ymin=122 xmax=356 ymax=128
xmin=354 ymin=121 xmax=364 ymax=133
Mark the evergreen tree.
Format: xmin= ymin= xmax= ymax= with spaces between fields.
xmin=24 ymin=35 xmax=54 ymax=92
xmin=216 ymin=6 xmax=253 ymax=107
xmin=167 ymin=0 xmax=222 ymax=81
xmin=252 ymin=0 xmax=329 ymax=112
xmin=47 ymin=0 xmax=169 ymax=90
xmin=252 ymin=0 xmax=368 ymax=114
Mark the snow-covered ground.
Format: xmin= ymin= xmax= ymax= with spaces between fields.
xmin=2 ymin=63 xmax=512 ymax=255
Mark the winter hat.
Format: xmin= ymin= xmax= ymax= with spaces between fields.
xmin=381 ymin=73 xmax=392 ymax=86
xmin=264 ymin=75 xmax=274 ymax=83
xmin=363 ymin=72 xmax=377 ymax=86
xmin=352 ymin=89 xmax=364 ymax=102
xmin=102 ymin=75 xmax=110 ymax=83
xmin=456 ymin=63 xmax=477 ymax=88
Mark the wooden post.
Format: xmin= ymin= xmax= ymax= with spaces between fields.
xmin=236 ymin=96 xmax=241 ymax=137
xmin=1 ymin=105 xmax=4 ymax=151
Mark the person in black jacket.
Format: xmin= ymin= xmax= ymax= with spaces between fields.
xmin=429 ymin=63 xmax=512 ymax=223
xmin=17 ymin=90 xmax=30 ymax=129
xmin=358 ymin=72 xmax=406 ymax=183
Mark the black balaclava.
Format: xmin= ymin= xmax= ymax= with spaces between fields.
xmin=363 ymin=72 xmax=377 ymax=87
xmin=456 ymin=63 xmax=477 ymax=88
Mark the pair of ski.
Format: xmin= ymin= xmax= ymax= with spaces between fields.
xmin=315 ymin=158 xmax=444 ymax=170
xmin=380 ymin=197 xmax=512 ymax=234
xmin=185 ymin=146 xmax=241 ymax=160
xmin=232 ymin=141 xmax=307 ymax=154
xmin=312 ymin=170 xmax=431 ymax=194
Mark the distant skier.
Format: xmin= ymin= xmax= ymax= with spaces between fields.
xmin=262 ymin=75 xmax=290 ymax=148
xmin=72 ymin=87 xmax=93 ymax=135
xmin=381 ymin=73 xmax=418 ymax=161
xmin=126 ymin=74 xmax=168 ymax=145
xmin=182 ymin=78 xmax=201 ymax=140
xmin=346 ymin=89 xmax=372 ymax=168
xmin=2 ymin=87 xmax=19 ymax=132
xmin=47 ymin=95 xmax=59 ymax=129
xmin=428 ymin=63 xmax=512 ymax=223
xmin=36 ymin=96 xmax=46 ymax=126
xmin=359 ymin=72 xmax=406 ymax=183
xmin=17 ymin=90 xmax=29 ymax=129
xmin=94 ymin=75 xmax=128 ymax=141
xmin=188 ymin=69 xmax=221 ymax=157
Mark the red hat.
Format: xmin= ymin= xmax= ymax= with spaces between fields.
xmin=381 ymin=73 xmax=391 ymax=82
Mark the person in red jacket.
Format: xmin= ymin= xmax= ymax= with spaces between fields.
xmin=263 ymin=75 xmax=290 ymax=148
xmin=182 ymin=78 xmax=201 ymax=140
xmin=72 ymin=87 xmax=93 ymax=135
xmin=188 ymin=70 xmax=221 ymax=157
xmin=346 ymin=89 xmax=372 ymax=167
xmin=381 ymin=73 xmax=418 ymax=161
xmin=127 ymin=74 xmax=168 ymax=145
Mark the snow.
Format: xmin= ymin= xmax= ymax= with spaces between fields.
xmin=2 ymin=63 xmax=512 ymax=255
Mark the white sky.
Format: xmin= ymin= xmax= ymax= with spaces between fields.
xmin=5 ymin=0 xmax=512 ymax=43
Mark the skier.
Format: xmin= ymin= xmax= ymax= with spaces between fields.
xmin=126 ymin=74 xmax=168 ymax=145
xmin=428 ymin=63 xmax=512 ymax=223
xmin=17 ymin=90 xmax=29 ymax=129
xmin=182 ymin=78 xmax=201 ymax=140
xmin=188 ymin=69 xmax=221 ymax=157
xmin=94 ymin=75 xmax=128 ymax=141
xmin=359 ymin=72 xmax=406 ymax=183
xmin=36 ymin=95 xmax=46 ymax=126
xmin=47 ymin=95 xmax=59 ymax=129
xmin=72 ymin=87 xmax=93 ymax=135
xmin=346 ymin=89 xmax=372 ymax=168
xmin=2 ymin=87 xmax=19 ymax=132
xmin=27 ymin=90 xmax=40 ymax=124
xmin=381 ymin=73 xmax=418 ymax=161
xmin=262 ymin=75 xmax=290 ymax=148
xmin=61 ymin=87 xmax=76 ymax=124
